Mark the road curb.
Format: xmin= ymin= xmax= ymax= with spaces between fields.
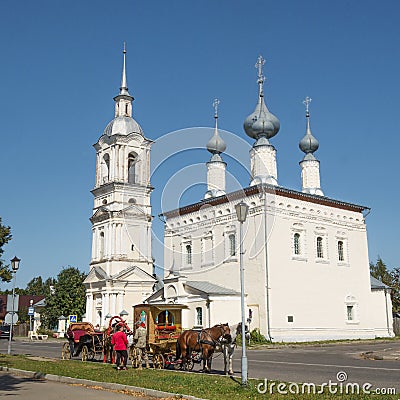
xmin=0 ymin=366 xmax=205 ymax=400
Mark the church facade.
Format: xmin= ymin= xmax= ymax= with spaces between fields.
xmin=84 ymin=50 xmax=393 ymax=341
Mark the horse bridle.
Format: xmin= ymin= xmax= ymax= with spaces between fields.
xmin=199 ymin=324 xmax=231 ymax=348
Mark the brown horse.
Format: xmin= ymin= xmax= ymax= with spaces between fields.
xmin=176 ymin=323 xmax=231 ymax=372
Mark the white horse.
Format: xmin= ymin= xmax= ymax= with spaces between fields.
xmin=215 ymin=322 xmax=249 ymax=375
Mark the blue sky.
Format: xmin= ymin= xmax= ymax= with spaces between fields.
xmin=1 ymin=0 xmax=399 ymax=289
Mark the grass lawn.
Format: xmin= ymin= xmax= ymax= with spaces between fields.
xmin=0 ymin=354 xmax=398 ymax=400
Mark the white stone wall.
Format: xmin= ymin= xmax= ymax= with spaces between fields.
xmin=163 ymin=189 xmax=392 ymax=341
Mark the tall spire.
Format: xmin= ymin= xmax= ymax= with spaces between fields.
xmin=113 ymin=43 xmax=134 ymax=118
xmin=299 ymin=96 xmax=323 ymax=196
xmin=119 ymin=42 xmax=130 ymax=96
xmin=205 ymin=98 xmax=226 ymax=199
xmin=244 ymin=55 xmax=280 ymax=141
xmin=206 ymin=98 xmax=226 ymax=156
xmin=299 ymin=96 xmax=319 ymax=159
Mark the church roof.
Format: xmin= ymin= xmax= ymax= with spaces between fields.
xmin=162 ymin=183 xmax=369 ymax=218
xmin=185 ymin=281 xmax=239 ymax=295
xmin=370 ymin=275 xmax=390 ymax=290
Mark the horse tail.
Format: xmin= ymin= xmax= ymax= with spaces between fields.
xmin=176 ymin=339 xmax=181 ymax=360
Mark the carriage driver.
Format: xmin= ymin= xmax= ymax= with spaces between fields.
xmin=133 ymin=322 xmax=149 ymax=369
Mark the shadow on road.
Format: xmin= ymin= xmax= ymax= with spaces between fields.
xmin=0 ymin=373 xmax=46 ymax=392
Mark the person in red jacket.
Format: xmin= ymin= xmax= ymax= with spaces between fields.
xmin=111 ymin=323 xmax=129 ymax=370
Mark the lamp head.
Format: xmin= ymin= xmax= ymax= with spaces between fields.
xmin=10 ymin=256 xmax=20 ymax=272
xmin=235 ymin=202 xmax=249 ymax=223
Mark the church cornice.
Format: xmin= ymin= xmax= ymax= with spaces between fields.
xmin=91 ymin=182 xmax=154 ymax=197
xmin=161 ymin=184 xmax=369 ymax=219
xmin=94 ymin=132 xmax=154 ymax=149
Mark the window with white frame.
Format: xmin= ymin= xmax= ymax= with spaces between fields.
xmin=229 ymin=234 xmax=236 ymax=257
xmin=345 ymin=295 xmax=358 ymax=323
xmin=347 ymin=305 xmax=354 ymax=321
xmin=316 ymin=236 xmax=324 ymax=258
xmin=294 ymin=233 xmax=301 ymax=255
xmin=196 ymin=307 xmax=203 ymax=326
xmin=224 ymin=226 xmax=237 ymax=261
xmin=186 ymin=244 xmax=192 ymax=265
xmin=291 ymin=223 xmax=306 ymax=261
xmin=338 ymin=240 xmax=344 ymax=261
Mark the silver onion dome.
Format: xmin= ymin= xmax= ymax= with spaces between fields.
xmin=207 ymin=98 xmax=226 ymax=154
xmin=244 ymin=56 xmax=280 ymax=141
xmin=299 ymin=97 xmax=319 ymax=157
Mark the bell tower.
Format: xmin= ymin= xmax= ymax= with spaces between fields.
xmin=84 ymin=45 xmax=155 ymax=327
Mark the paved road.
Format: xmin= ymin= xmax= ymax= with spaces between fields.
xmin=0 ymin=370 xmax=155 ymax=400
xmin=1 ymin=338 xmax=400 ymax=394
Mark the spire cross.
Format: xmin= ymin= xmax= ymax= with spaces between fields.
xmin=213 ymin=98 xmax=220 ymax=118
xmin=303 ymin=96 xmax=312 ymax=114
xmin=255 ymin=55 xmax=266 ymax=83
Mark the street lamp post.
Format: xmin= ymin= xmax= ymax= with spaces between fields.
xmin=8 ymin=256 xmax=20 ymax=355
xmin=235 ymin=201 xmax=249 ymax=386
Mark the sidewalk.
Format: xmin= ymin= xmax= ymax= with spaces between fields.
xmin=0 ymin=366 xmax=204 ymax=400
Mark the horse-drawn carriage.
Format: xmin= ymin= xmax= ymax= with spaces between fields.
xmin=61 ymin=316 xmax=130 ymax=362
xmin=62 ymin=322 xmax=104 ymax=361
xmin=130 ymin=304 xmax=233 ymax=373
xmin=130 ymin=304 xmax=187 ymax=369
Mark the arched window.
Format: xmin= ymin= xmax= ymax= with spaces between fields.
xmin=338 ymin=241 xmax=344 ymax=261
xmin=186 ymin=244 xmax=192 ymax=265
xmin=294 ymin=233 xmax=300 ymax=255
xmin=99 ymin=231 xmax=105 ymax=259
xmin=229 ymin=234 xmax=236 ymax=257
xmin=128 ymin=153 xmax=137 ymax=183
xmin=316 ymin=236 xmax=323 ymax=258
xmin=196 ymin=307 xmax=203 ymax=326
xmin=102 ymin=154 xmax=110 ymax=183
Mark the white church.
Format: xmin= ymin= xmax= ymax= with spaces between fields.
xmin=83 ymin=49 xmax=394 ymax=342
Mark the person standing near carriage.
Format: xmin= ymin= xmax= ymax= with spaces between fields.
xmin=133 ymin=322 xmax=149 ymax=369
xmin=111 ymin=323 xmax=129 ymax=370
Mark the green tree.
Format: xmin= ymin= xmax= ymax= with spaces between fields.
xmin=389 ymin=267 xmax=400 ymax=312
xmin=41 ymin=267 xmax=87 ymax=330
xmin=0 ymin=217 xmax=12 ymax=283
xmin=370 ymin=257 xmax=400 ymax=312
xmin=25 ymin=276 xmax=56 ymax=297
xmin=370 ymin=257 xmax=391 ymax=285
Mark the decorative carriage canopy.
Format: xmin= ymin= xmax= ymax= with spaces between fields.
xmin=133 ymin=303 xmax=188 ymax=343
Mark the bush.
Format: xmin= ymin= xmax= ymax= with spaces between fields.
xmin=37 ymin=327 xmax=54 ymax=336
xmin=236 ymin=328 xmax=270 ymax=346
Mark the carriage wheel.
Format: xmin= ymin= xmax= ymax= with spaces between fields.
xmin=173 ymin=358 xmax=182 ymax=370
xmin=129 ymin=347 xmax=140 ymax=368
xmin=183 ymin=358 xmax=194 ymax=371
xmin=62 ymin=342 xmax=71 ymax=360
xmin=153 ymin=353 xmax=164 ymax=369
xmin=87 ymin=348 xmax=95 ymax=361
xmin=81 ymin=345 xmax=89 ymax=361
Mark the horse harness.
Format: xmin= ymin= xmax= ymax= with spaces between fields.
xmin=197 ymin=325 xmax=227 ymax=348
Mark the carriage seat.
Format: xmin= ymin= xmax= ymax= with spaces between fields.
xmin=67 ymin=329 xmax=88 ymax=343
xmin=155 ymin=324 xmax=176 ymax=331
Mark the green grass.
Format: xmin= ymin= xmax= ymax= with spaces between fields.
xmin=0 ymin=354 xmax=398 ymax=400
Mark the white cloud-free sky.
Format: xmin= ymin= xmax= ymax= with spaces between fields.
xmin=1 ymin=0 xmax=399 ymax=288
